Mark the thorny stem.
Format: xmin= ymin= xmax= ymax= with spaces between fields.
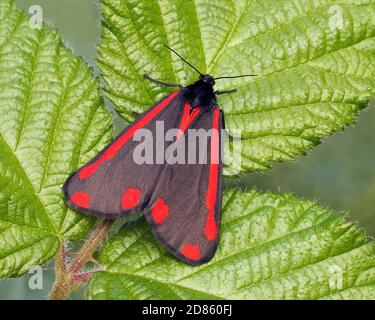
xmin=49 ymin=220 xmax=114 ymax=300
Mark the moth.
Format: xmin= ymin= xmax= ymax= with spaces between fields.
xmin=64 ymin=46 xmax=256 ymax=265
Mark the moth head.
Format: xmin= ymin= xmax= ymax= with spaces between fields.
xmin=200 ymin=74 xmax=215 ymax=86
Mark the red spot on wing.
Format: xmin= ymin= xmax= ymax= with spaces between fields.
xmin=151 ymin=198 xmax=170 ymax=224
xmin=175 ymin=103 xmax=201 ymax=141
xmin=180 ymin=243 xmax=201 ymax=261
xmin=79 ymin=91 xmax=180 ymax=180
xmin=204 ymin=108 xmax=221 ymax=241
xmin=121 ymin=188 xmax=142 ymax=209
xmin=71 ymin=191 xmax=90 ymax=209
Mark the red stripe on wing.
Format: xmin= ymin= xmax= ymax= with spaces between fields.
xmin=79 ymin=90 xmax=180 ymax=180
xmin=204 ymin=108 xmax=221 ymax=241
xmin=175 ymin=103 xmax=201 ymax=142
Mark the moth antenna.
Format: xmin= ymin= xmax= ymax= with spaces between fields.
xmin=164 ymin=45 xmax=203 ymax=76
xmin=214 ymin=74 xmax=258 ymax=80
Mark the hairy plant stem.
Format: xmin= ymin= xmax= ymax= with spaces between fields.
xmin=49 ymin=220 xmax=114 ymax=300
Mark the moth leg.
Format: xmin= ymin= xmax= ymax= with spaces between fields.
xmin=132 ymin=111 xmax=141 ymax=118
xmin=221 ymin=110 xmax=230 ymax=138
xmin=215 ymin=88 xmax=237 ymax=95
xmin=143 ymin=74 xmax=183 ymax=88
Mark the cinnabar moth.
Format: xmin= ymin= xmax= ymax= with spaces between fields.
xmin=63 ymin=46 xmax=256 ymax=265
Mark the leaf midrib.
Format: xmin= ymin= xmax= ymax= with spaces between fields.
xmin=231 ymin=241 xmax=375 ymax=298
xmin=100 ymin=271 xmax=224 ymax=299
xmin=0 ymin=233 xmax=56 ymax=261
xmin=0 ymin=133 xmax=56 ymax=233
xmin=208 ymin=1 xmax=374 ymax=77
xmin=14 ymin=30 xmax=43 ymax=150
xmin=0 ymin=8 xmax=24 ymax=51
xmin=105 ymin=206 xmax=337 ymax=283
xmin=206 ymin=0 xmax=252 ymax=73
xmin=103 ymin=240 xmax=372 ymax=300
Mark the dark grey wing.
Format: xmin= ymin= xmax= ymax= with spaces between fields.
xmin=144 ymin=107 xmax=223 ymax=265
xmin=64 ymin=91 xmax=185 ymax=218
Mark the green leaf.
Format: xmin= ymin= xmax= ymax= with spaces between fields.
xmin=88 ymin=189 xmax=375 ymax=300
xmin=0 ymin=0 xmax=112 ymax=277
xmin=99 ymin=0 xmax=375 ymax=173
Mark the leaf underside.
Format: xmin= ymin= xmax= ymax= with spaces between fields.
xmin=99 ymin=0 xmax=375 ymax=173
xmin=88 ymin=189 xmax=375 ymax=300
xmin=0 ymin=0 xmax=112 ymax=277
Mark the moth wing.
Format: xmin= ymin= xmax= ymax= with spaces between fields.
xmin=144 ymin=107 xmax=223 ymax=265
xmin=64 ymin=91 xmax=184 ymax=218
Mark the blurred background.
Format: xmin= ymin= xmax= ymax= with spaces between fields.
xmin=1 ymin=0 xmax=374 ymax=299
